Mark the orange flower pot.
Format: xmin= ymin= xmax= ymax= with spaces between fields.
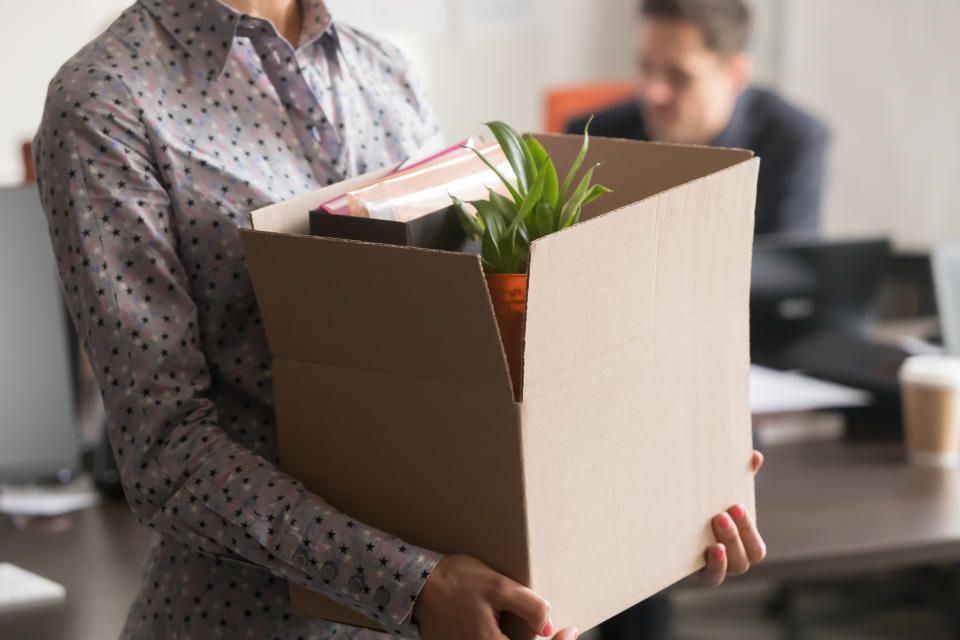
xmin=485 ymin=272 xmax=528 ymax=400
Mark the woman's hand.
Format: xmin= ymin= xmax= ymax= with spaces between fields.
xmin=414 ymin=554 xmax=578 ymax=640
xmin=700 ymin=450 xmax=767 ymax=586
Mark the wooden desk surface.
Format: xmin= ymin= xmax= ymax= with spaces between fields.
xmin=750 ymin=440 xmax=960 ymax=580
xmin=0 ymin=499 xmax=152 ymax=640
xmin=4 ymin=441 xmax=960 ymax=638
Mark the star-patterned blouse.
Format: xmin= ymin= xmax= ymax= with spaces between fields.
xmin=33 ymin=1 xmax=445 ymax=638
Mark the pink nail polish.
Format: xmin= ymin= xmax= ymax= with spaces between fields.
xmin=542 ymin=621 xmax=554 ymax=637
xmin=713 ymin=546 xmax=726 ymax=562
xmin=731 ymin=505 xmax=746 ymax=520
xmin=717 ymin=513 xmax=732 ymax=530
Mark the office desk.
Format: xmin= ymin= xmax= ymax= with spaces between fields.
xmin=3 ymin=441 xmax=960 ymax=640
xmin=750 ymin=439 xmax=960 ymax=580
xmin=0 ymin=499 xmax=152 ymax=640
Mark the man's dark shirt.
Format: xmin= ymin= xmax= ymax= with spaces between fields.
xmin=568 ymin=87 xmax=830 ymax=234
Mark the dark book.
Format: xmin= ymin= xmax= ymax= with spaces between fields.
xmin=309 ymin=206 xmax=480 ymax=254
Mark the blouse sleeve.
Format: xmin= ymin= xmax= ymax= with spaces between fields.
xmin=33 ymin=66 xmax=442 ymax=638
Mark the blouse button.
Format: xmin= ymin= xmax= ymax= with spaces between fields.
xmin=320 ymin=561 xmax=337 ymax=581
xmin=348 ymin=574 xmax=366 ymax=594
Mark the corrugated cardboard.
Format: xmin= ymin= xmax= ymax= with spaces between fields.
xmin=240 ymin=134 xmax=759 ymax=638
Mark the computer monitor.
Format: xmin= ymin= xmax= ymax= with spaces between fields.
xmin=0 ymin=185 xmax=79 ymax=482
xmin=750 ymin=236 xmax=892 ymax=366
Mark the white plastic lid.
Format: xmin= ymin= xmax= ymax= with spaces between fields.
xmin=899 ymin=355 xmax=960 ymax=388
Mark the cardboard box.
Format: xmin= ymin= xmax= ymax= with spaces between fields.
xmin=309 ymin=205 xmax=481 ymax=253
xmin=239 ymin=135 xmax=759 ymax=638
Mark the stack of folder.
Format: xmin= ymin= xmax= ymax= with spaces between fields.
xmin=310 ymin=140 xmax=514 ymax=251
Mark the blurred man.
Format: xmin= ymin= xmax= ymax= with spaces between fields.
xmin=568 ymin=0 xmax=829 ymax=235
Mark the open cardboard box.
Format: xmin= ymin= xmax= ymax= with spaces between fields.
xmin=239 ymin=134 xmax=759 ymax=638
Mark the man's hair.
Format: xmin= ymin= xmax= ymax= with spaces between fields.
xmin=639 ymin=0 xmax=752 ymax=57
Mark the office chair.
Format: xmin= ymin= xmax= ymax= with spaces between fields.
xmin=543 ymin=81 xmax=635 ymax=134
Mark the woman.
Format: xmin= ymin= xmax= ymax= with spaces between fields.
xmin=34 ymin=1 xmax=766 ymax=638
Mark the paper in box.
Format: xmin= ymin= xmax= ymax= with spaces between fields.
xmin=239 ymin=135 xmax=760 ymax=638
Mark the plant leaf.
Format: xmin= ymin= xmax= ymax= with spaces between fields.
xmin=562 ymin=203 xmax=582 ymax=229
xmin=543 ymin=157 xmax=560 ymax=211
xmin=511 ymin=243 xmax=530 ymax=275
xmin=484 ymin=121 xmax=536 ymax=197
xmin=500 ymin=231 xmax=516 ymax=274
xmin=473 ymin=199 xmax=506 ymax=242
xmin=482 ymin=225 xmax=503 ymax=272
xmin=464 ymin=145 xmax=522 ymax=203
xmin=582 ymin=183 xmax=613 ymax=207
xmin=525 ymin=136 xmax=548 ymax=170
xmin=475 ymin=191 xmax=525 ymax=273
xmin=527 ymin=137 xmax=560 ymax=211
xmin=477 ymin=207 xmax=505 ymax=273
xmin=516 ymin=217 xmax=530 ymax=247
xmin=451 ymin=195 xmax=485 ymax=240
xmin=504 ymin=163 xmax=547 ymax=272
xmin=486 ymin=190 xmax=530 ymax=247
xmin=487 ymin=188 xmax=518 ymax=224
xmin=510 ymin=163 xmax=547 ymax=236
xmin=529 ymin=198 xmax=554 ymax=241
xmin=499 ymin=228 xmax=530 ymax=274
xmin=559 ymin=163 xmax=600 ymax=229
xmin=559 ymin=115 xmax=593 ymax=202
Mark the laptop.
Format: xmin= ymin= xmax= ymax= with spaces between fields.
xmin=932 ymin=244 xmax=960 ymax=356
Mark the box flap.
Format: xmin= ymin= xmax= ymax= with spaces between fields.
xmin=274 ymin=358 xmax=529 ymax=630
xmin=535 ymin=134 xmax=754 ymax=222
xmin=239 ymin=230 xmax=513 ymax=394
xmin=520 ymin=153 xmax=759 ymax=629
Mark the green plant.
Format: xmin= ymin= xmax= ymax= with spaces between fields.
xmin=451 ymin=118 xmax=612 ymax=274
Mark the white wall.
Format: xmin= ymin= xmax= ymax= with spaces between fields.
xmin=328 ymin=0 xmax=638 ymax=144
xmin=1 ymin=0 xmax=131 ymax=185
xmin=4 ymin=0 xmax=780 ymax=186
xmin=781 ymin=0 xmax=960 ymax=249
xmin=4 ymin=0 xmax=641 ymax=185
xmin=328 ymin=0 xmax=782 ymax=143
xmin=749 ymin=0 xmax=784 ymax=87
xmin=15 ymin=0 xmax=955 ymax=252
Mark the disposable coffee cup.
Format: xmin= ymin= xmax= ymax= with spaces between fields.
xmin=899 ymin=355 xmax=960 ymax=467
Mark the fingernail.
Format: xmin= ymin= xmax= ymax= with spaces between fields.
xmin=717 ymin=513 xmax=732 ymax=530
xmin=572 ymin=628 xmax=580 ymax=640
xmin=731 ymin=504 xmax=746 ymax=520
xmin=713 ymin=546 xmax=726 ymax=562
xmin=542 ymin=621 xmax=554 ymax=636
